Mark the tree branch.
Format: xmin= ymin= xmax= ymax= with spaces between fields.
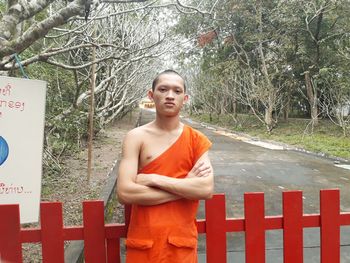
xmin=0 ymin=0 xmax=84 ymax=58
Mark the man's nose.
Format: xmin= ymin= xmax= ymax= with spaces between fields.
xmin=166 ymin=90 xmax=175 ymax=99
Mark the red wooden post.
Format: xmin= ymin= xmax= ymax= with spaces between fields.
xmin=320 ymin=189 xmax=340 ymax=263
xmin=41 ymin=202 xmax=64 ymax=263
xmin=83 ymin=201 xmax=107 ymax=263
xmin=106 ymin=238 xmax=120 ymax=263
xmin=205 ymin=194 xmax=227 ymax=263
xmin=0 ymin=204 xmax=22 ymax=262
xmin=283 ymin=191 xmax=303 ymax=263
xmin=244 ymin=192 xmax=265 ymax=263
xmin=124 ymin=204 xmax=131 ymax=230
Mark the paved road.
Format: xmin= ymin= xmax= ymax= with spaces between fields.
xmin=138 ymin=109 xmax=350 ymax=263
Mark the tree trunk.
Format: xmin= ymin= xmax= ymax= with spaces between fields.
xmin=256 ymin=1 xmax=276 ymax=132
xmin=232 ymin=98 xmax=237 ymax=118
xmin=283 ymin=102 xmax=289 ymax=121
xmin=264 ymin=104 xmax=274 ymax=133
xmin=305 ymin=71 xmax=318 ymax=125
xmin=232 ymin=79 xmax=237 ymax=118
xmin=283 ymin=86 xmax=291 ymax=121
xmin=220 ymin=100 xmax=225 ymax=115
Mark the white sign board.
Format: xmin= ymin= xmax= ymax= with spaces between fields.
xmin=0 ymin=76 xmax=46 ymax=223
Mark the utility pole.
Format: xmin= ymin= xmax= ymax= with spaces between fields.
xmin=87 ymin=24 xmax=96 ymax=184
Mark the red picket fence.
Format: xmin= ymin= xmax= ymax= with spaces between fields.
xmin=1 ymin=189 xmax=350 ymax=262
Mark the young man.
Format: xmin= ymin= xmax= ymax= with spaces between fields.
xmin=117 ymin=70 xmax=214 ymax=263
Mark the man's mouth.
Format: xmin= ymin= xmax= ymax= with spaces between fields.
xmin=164 ymin=102 xmax=175 ymax=106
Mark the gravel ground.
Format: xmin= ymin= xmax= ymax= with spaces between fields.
xmin=22 ymin=110 xmax=139 ymax=262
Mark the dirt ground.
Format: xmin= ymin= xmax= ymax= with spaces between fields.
xmin=22 ymin=110 xmax=139 ymax=262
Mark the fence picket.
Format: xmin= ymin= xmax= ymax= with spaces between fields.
xmin=1 ymin=190 xmax=350 ymax=262
xmin=41 ymin=202 xmax=64 ymax=263
xmin=283 ymin=191 xmax=303 ymax=263
xmin=0 ymin=204 xmax=22 ymax=262
xmin=124 ymin=204 xmax=131 ymax=229
xmin=83 ymin=201 xmax=107 ymax=263
xmin=244 ymin=192 xmax=265 ymax=263
xmin=205 ymin=194 xmax=227 ymax=263
xmin=320 ymin=189 xmax=340 ymax=263
xmin=107 ymin=238 xmax=120 ymax=263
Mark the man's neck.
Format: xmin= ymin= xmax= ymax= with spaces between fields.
xmin=153 ymin=114 xmax=182 ymax=132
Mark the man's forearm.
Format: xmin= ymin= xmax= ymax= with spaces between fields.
xmin=149 ymin=174 xmax=213 ymax=200
xmin=117 ymin=182 xmax=181 ymax=206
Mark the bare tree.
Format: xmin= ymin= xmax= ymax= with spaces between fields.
xmin=321 ymin=89 xmax=350 ymax=137
xmin=44 ymin=2 xmax=188 ymax=127
xmin=0 ymin=0 xmax=217 ymax=70
xmin=228 ymin=27 xmax=286 ymax=133
xmin=318 ymin=68 xmax=350 ymax=136
xmin=0 ymin=0 xmax=220 ymax=171
xmin=0 ymin=0 xmax=154 ymax=61
xmin=298 ymin=0 xmax=348 ymax=126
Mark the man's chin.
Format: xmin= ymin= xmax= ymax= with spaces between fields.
xmin=163 ymin=110 xmax=180 ymax=117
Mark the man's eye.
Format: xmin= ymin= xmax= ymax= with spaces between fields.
xmin=175 ymin=90 xmax=181 ymax=94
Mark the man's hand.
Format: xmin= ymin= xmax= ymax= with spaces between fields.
xmin=132 ymin=153 xmax=213 ymax=201
xmin=186 ymin=161 xmax=211 ymax=178
xmin=136 ymin=173 xmax=155 ymax=187
xmin=140 ymin=153 xmax=214 ymax=200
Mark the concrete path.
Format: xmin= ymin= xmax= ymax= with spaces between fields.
xmin=138 ymin=109 xmax=350 ymax=263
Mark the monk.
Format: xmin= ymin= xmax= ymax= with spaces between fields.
xmin=117 ymin=70 xmax=214 ymax=263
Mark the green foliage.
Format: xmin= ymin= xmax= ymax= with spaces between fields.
xmin=105 ymin=191 xmax=118 ymax=223
xmin=47 ymin=110 xmax=89 ymax=152
xmin=176 ymin=0 xmax=350 ymax=133
xmin=26 ymin=62 xmax=77 ymax=114
xmin=0 ymin=1 xmax=5 ymax=14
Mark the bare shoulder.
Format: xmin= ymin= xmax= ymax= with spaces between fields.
xmin=125 ymin=123 xmax=153 ymax=138
xmin=123 ymin=123 xmax=154 ymax=146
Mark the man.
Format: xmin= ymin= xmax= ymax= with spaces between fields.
xmin=117 ymin=70 xmax=214 ymax=263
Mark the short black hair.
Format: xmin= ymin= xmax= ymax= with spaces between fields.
xmin=152 ymin=70 xmax=186 ymax=91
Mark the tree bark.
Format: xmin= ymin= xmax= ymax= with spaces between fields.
xmin=305 ymin=71 xmax=318 ymax=125
xmin=264 ymin=94 xmax=275 ymax=132
xmin=283 ymin=85 xmax=291 ymax=121
xmin=256 ymin=1 xmax=275 ymax=132
xmin=0 ymin=0 xmax=84 ymax=59
xmin=232 ymin=98 xmax=237 ymax=118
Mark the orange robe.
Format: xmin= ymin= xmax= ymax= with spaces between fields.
xmin=125 ymin=124 xmax=212 ymax=263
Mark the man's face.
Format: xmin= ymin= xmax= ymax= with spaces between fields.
xmin=148 ymin=73 xmax=188 ymax=117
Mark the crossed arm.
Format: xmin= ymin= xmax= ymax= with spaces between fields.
xmin=116 ymin=131 xmax=214 ymax=206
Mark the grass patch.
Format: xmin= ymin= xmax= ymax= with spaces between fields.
xmin=105 ymin=190 xmax=117 ymax=223
xmin=191 ymin=113 xmax=350 ymax=160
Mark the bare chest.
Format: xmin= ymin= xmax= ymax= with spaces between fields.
xmin=139 ymin=133 xmax=181 ymax=170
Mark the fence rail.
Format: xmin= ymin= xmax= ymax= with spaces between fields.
xmin=1 ymin=189 xmax=350 ymax=262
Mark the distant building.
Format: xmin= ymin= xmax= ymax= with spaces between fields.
xmin=139 ymin=97 xmax=154 ymax=109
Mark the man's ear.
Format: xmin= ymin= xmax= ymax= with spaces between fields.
xmin=183 ymin=94 xmax=189 ymax=105
xmin=147 ymin=89 xmax=154 ymax=100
